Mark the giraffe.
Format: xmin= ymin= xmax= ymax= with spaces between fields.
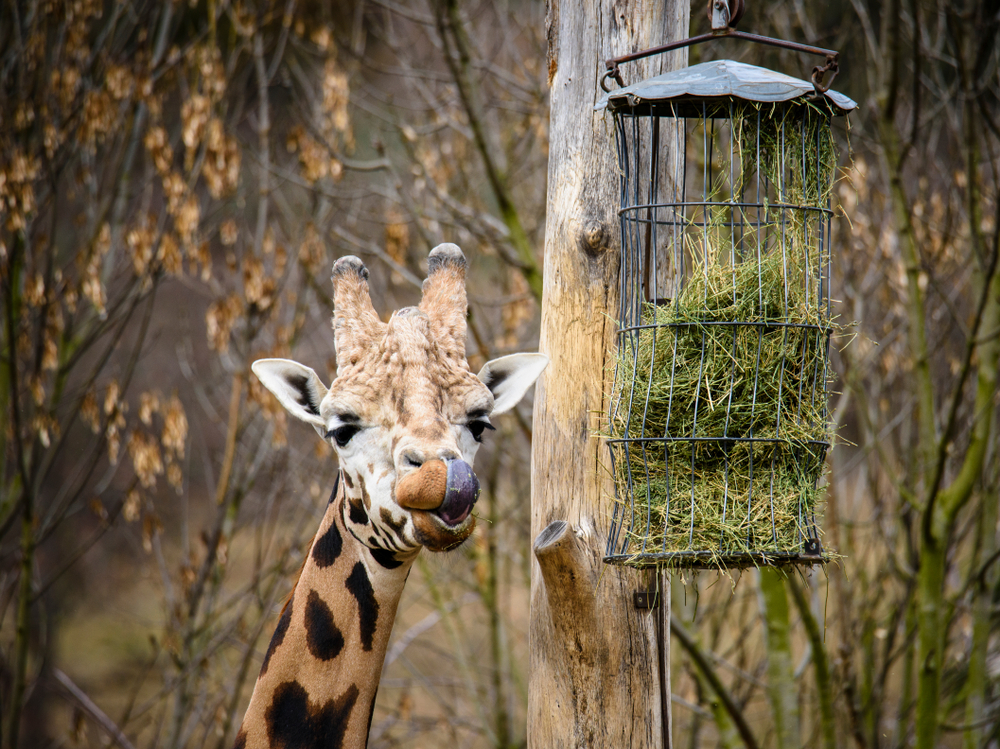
xmin=234 ymin=244 xmax=548 ymax=749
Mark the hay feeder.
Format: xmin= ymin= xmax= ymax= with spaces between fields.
xmin=596 ymin=37 xmax=856 ymax=570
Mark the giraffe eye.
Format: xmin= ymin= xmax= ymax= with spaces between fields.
xmin=327 ymin=425 xmax=361 ymax=447
xmin=466 ymin=420 xmax=495 ymax=443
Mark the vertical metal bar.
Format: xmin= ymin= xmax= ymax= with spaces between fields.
xmin=656 ymin=570 xmax=671 ymax=749
xmin=800 ymin=113 xmax=811 ymax=312
xmin=824 ymin=116 xmax=833 ymax=319
xmin=621 ymin=282 xmax=642 ymax=554
xmin=643 ymin=117 xmax=661 ymax=302
xmin=610 ymin=112 xmax=629 ymax=425
xmin=703 ymin=101 xmax=711 ymax=287
xmin=796 ymin=326 xmax=808 ymax=424
xmin=607 ymin=443 xmax=623 ymax=555
xmin=729 ymin=101 xmax=737 ymax=297
xmin=623 ymin=440 xmax=637 ymax=554
xmin=639 ymin=442 xmax=651 ymax=556
xmin=794 ymin=444 xmax=805 ymax=547
xmin=768 ymin=450 xmax=778 ymax=546
xmin=633 ymin=113 xmax=643 ymax=328
xmin=680 ymin=105 xmax=688 ymax=284
xmin=720 ymin=444 xmax=731 ymax=552
xmin=689 ymin=103 xmax=712 ymax=548
xmin=747 ymin=325 xmax=764 ymax=543
xmin=775 ymin=326 xmax=789 ymax=437
xmin=775 ymin=113 xmax=791 ymax=444
xmin=755 ymin=108 xmax=762 ymax=262
xmin=640 ymin=135 xmax=660 ymax=557
xmin=663 ymin=322 xmax=680 ymax=553
xmin=735 ymin=103 xmax=747 ymax=263
xmin=781 ymin=117 xmax=791 ymax=315
xmin=607 ymin=112 xmax=627 ymax=556
xmin=662 ymin=103 xmax=684 ymax=554
xmin=757 ymin=109 xmax=765 ymax=313
xmin=689 ymin=329 xmax=708 ymax=548
xmin=614 ymin=110 xmax=641 ymax=556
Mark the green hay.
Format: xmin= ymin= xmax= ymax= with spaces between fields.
xmin=606 ymin=104 xmax=837 ymax=568
xmin=734 ymin=101 xmax=838 ymax=208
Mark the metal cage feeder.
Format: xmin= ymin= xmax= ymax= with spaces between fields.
xmin=597 ymin=50 xmax=856 ymax=569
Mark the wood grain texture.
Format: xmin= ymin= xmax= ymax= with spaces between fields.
xmin=529 ymin=1 xmax=688 ymax=746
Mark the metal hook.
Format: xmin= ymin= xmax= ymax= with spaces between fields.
xmin=601 ymin=66 xmax=626 ymax=92
xmin=810 ymin=53 xmax=839 ymax=98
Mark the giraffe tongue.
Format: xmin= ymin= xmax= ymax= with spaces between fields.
xmin=435 ymin=459 xmax=480 ymax=526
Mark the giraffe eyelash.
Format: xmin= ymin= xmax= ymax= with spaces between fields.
xmin=326 ymin=424 xmax=361 ymax=447
xmin=466 ymin=420 xmax=495 ymax=443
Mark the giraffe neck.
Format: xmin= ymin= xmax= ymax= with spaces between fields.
xmin=235 ymin=478 xmax=417 ymax=749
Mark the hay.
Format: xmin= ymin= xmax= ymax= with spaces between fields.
xmin=606 ymin=103 xmax=837 ymax=568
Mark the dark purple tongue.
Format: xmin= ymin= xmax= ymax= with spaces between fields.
xmin=435 ymin=459 xmax=480 ymax=526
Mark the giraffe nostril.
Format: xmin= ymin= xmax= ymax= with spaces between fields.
xmin=401 ymin=450 xmax=423 ymax=469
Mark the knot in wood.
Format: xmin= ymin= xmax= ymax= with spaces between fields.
xmin=577 ymin=219 xmax=610 ymax=257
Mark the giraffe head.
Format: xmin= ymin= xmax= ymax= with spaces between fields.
xmin=252 ymin=244 xmax=547 ymax=555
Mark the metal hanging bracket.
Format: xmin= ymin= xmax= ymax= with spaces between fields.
xmin=710 ymin=0 xmax=745 ymax=31
xmin=600 ymin=0 xmax=840 ymax=98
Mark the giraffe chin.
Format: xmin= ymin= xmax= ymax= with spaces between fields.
xmin=411 ymin=510 xmax=477 ymax=552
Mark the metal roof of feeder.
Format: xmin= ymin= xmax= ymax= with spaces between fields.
xmin=595 ymin=59 xmax=857 ymax=116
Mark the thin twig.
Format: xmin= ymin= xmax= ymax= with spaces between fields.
xmin=432 ymin=0 xmax=542 ymax=301
xmin=53 ymin=668 xmax=138 ymax=749
xmin=670 ymin=614 xmax=762 ymax=749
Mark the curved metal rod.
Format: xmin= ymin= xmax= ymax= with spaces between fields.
xmin=601 ymin=30 xmax=840 ymax=97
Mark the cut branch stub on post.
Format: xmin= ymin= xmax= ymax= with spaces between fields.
xmin=534 ymin=520 xmax=599 ymax=643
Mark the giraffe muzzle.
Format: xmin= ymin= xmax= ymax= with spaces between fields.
xmin=396 ymin=458 xmax=480 ymax=527
xmin=437 ymin=459 xmax=479 ymax=526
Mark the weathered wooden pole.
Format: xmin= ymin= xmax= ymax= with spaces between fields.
xmin=529 ymin=1 xmax=689 ymax=747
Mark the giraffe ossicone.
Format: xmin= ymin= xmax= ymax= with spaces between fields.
xmin=236 ymin=244 xmax=547 ymax=749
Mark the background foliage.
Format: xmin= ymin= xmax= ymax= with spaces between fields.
xmin=0 ymin=0 xmax=996 ymax=747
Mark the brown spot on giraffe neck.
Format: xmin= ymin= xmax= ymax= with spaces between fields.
xmin=311 ymin=517 xmax=343 ymax=568
xmin=232 ymin=728 xmax=247 ymax=749
xmin=259 ymin=593 xmax=294 ymax=677
xmin=379 ymin=507 xmax=406 ymax=537
xmin=345 ymin=561 xmax=379 ymax=652
xmin=304 ymin=590 xmax=345 ymax=661
xmin=347 ymin=497 xmax=368 ymax=525
xmin=265 ymin=680 xmax=359 ymax=749
xmin=369 ymin=546 xmax=405 ymax=570
xmin=365 ymin=693 xmax=378 ymax=741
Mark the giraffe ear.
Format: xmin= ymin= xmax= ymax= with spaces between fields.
xmin=477 ymin=353 xmax=549 ymax=415
xmin=251 ymin=358 xmax=329 ymax=434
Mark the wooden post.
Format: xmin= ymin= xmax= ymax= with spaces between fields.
xmin=529 ymin=1 xmax=688 ymax=747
